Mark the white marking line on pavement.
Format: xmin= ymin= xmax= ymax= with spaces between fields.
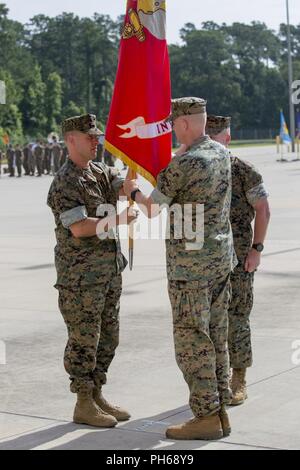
xmin=248 ymin=364 xmax=300 ymax=389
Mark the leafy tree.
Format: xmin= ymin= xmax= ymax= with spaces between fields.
xmin=20 ymin=65 xmax=46 ymax=135
xmin=0 ymin=3 xmax=299 ymax=140
xmin=44 ymin=72 xmax=62 ymax=132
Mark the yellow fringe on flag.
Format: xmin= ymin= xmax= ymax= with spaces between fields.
xmin=105 ymin=140 xmax=157 ymax=187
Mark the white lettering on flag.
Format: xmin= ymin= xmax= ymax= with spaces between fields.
xmin=118 ymin=116 xmax=172 ymax=139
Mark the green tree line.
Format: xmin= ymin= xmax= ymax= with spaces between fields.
xmin=0 ymin=3 xmax=299 ymax=146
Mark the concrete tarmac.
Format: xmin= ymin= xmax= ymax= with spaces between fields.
xmin=0 ymin=145 xmax=299 ymax=450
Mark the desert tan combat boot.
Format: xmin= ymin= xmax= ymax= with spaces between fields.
xmin=230 ymin=368 xmax=248 ymax=406
xmin=73 ymin=392 xmax=117 ymax=428
xmin=93 ymin=388 xmax=131 ymax=422
xmin=219 ymin=405 xmax=231 ymax=437
xmin=166 ymin=414 xmax=223 ymax=440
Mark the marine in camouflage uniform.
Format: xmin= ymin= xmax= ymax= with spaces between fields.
xmin=33 ymin=141 xmax=45 ymax=176
xmin=47 ymin=114 xmax=131 ymax=428
xmin=124 ymin=98 xmax=237 ymax=440
xmin=60 ymin=144 xmax=68 ymax=167
xmin=27 ymin=144 xmax=35 ymax=176
xmin=6 ymin=144 xmax=15 ymax=177
xmin=15 ymin=144 xmax=23 ymax=177
xmin=207 ymin=115 xmax=270 ymax=405
xmin=22 ymin=144 xmax=31 ymax=175
xmin=44 ymin=143 xmax=52 ymax=175
xmin=52 ymin=139 xmax=62 ymax=174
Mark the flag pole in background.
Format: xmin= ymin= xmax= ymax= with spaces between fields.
xmin=104 ymin=0 xmax=172 ymax=270
xmin=286 ymin=0 xmax=296 ymax=152
xmin=278 ymin=110 xmax=292 ymax=162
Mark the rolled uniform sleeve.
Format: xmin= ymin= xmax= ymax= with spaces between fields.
xmin=239 ymin=160 xmax=269 ymax=207
xmin=151 ymin=157 xmax=185 ymax=206
xmin=60 ymin=206 xmax=88 ymax=229
xmin=47 ymin=179 xmax=88 ymax=229
xmin=246 ymin=183 xmax=269 ymax=207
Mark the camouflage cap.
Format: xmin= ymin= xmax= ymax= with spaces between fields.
xmin=206 ymin=115 xmax=231 ymax=136
xmin=62 ymin=114 xmax=103 ymax=136
xmin=169 ymin=97 xmax=207 ymax=122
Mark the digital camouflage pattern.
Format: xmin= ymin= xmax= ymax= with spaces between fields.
xmin=229 ymin=156 xmax=269 ymax=369
xmin=205 ymin=120 xmax=270 ymax=369
xmin=52 ymin=142 xmax=62 ymax=174
xmin=152 ymin=135 xmax=236 ymax=418
xmin=6 ymin=145 xmax=15 ymax=176
xmin=62 ymin=113 xmax=103 ymax=136
xmin=15 ymin=147 xmax=23 ymax=177
xmin=58 ymin=275 xmax=122 ymax=393
xmin=33 ymin=143 xmax=45 ymax=176
xmin=230 ymin=155 xmax=269 ymax=268
xmin=47 ymin=158 xmax=126 ymax=394
xmin=47 ymin=158 xmax=127 ymax=288
xmin=206 ymin=115 xmax=231 ymax=136
xmin=169 ymin=97 xmax=207 ymax=121
xmin=152 ymin=136 xmax=237 ymax=282
xmin=168 ymin=274 xmax=232 ymax=417
xmin=228 ymin=270 xmax=254 ymax=368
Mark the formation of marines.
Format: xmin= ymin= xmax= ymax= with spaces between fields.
xmin=0 ymin=138 xmax=115 ymax=178
xmin=46 ymin=99 xmax=270 ymax=440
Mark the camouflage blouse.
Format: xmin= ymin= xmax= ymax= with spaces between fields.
xmin=152 ymin=136 xmax=237 ymax=281
xmin=47 ymin=159 xmax=126 ymax=288
xmin=230 ymin=155 xmax=269 ymax=267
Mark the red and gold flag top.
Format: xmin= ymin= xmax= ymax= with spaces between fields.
xmin=105 ymin=0 xmax=172 ymax=186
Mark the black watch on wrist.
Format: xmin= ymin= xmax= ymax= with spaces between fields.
xmin=252 ymin=243 xmax=264 ymax=253
xmin=130 ymin=189 xmax=141 ymax=202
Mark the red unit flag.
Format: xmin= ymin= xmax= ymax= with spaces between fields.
xmin=105 ymin=0 xmax=172 ymax=186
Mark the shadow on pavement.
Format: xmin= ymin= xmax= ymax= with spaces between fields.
xmin=0 ymin=407 xmax=212 ymax=450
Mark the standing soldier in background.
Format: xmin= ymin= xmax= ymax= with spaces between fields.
xmin=28 ymin=144 xmax=35 ymax=176
xmin=15 ymin=144 xmax=23 ymax=178
xmin=6 ymin=144 xmax=15 ymax=177
xmin=125 ymin=98 xmax=237 ymax=440
xmin=52 ymin=138 xmax=62 ymax=174
xmin=44 ymin=142 xmax=53 ymax=175
xmin=103 ymin=148 xmax=115 ymax=167
xmin=94 ymin=136 xmax=104 ymax=163
xmin=206 ymin=115 xmax=271 ymax=406
xmin=60 ymin=143 xmax=68 ymax=168
xmin=23 ymin=144 xmax=31 ymax=176
xmin=33 ymin=141 xmax=45 ymax=177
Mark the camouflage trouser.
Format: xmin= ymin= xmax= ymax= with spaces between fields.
xmin=26 ymin=154 xmax=34 ymax=175
xmin=16 ymin=155 xmax=22 ymax=177
xmin=23 ymin=155 xmax=30 ymax=175
xmin=53 ymin=154 xmax=61 ymax=174
xmin=168 ymin=273 xmax=232 ymax=418
xmin=36 ymin=156 xmax=44 ymax=176
xmin=44 ymin=154 xmax=51 ymax=174
xmin=8 ymin=156 xmax=15 ymax=176
xmin=228 ymin=270 xmax=254 ymax=369
xmin=58 ymin=275 xmax=122 ymax=394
